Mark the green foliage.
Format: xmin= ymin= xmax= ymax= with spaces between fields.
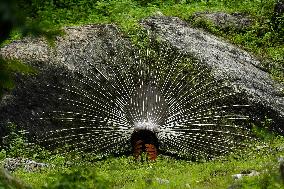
xmin=0 ymin=150 xmax=6 ymax=162
xmin=11 ymin=138 xmax=284 ymax=189
xmin=0 ymin=168 xmax=32 ymax=189
xmin=4 ymin=0 xmax=281 ymax=83
xmin=251 ymin=117 xmax=278 ymax=141
xmin=0 ymin=0 xmax=63 ymax=44
xmin=1 ymin=123 xmax=51 ymax=160
xmin=42 ymin=169 xmax=109 ymax=189
xmin=0 ymin=58 xmax=36 ymax=98
xmin=189 ymin=16 xmax=221 ymax=34
xmin=238 ymin=158 xmax=284 ymax=189
xmin=1 ymin=123 xmax=27 ymax=157
xmin=186 ymin=0 xmax=284 ymax=83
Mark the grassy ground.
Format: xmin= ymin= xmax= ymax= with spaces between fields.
xmin=1 ymin=125 xmax=283 ymax=189
xmin=0 ymin=131 xmax=283 ymax=189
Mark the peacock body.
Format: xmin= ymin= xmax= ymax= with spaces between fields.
xmin=35 ymin=43 xmax=254 ymax=161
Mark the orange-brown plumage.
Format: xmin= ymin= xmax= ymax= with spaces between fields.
xmin=131 ymin=130 xmax=159 ymax=161
xmin=145 ymin=144 xmax=158 ymax=160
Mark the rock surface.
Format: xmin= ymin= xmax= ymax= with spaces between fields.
xmin=0 ymin=24 xmax=133 ymax=139
xmin=232 ymin=170 xmax=260 ymax=180
xmin=192 ymin=12 xmax=253 ymax=30
xmin=3 ymin=158 xmax=49 ymax=172
xmin=141 ymin=16 xmax=284 ymax=133
xmin=0 ymin=16 xmax=283 ymax=141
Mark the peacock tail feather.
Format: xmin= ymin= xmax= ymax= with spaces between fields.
xmin=34 ymin=42 xmax=255 ymax=160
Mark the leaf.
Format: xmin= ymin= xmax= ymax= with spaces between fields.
xmin=0 ymin=57 xmax=37 ymax=97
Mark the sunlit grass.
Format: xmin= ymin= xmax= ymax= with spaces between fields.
xmin=6 ymin=135 xmax=283 ymax=189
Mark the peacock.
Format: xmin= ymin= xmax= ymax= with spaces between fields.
xmin=34 ymin=42 xmax=255 ymax=161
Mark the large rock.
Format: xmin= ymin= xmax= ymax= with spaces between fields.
xmin=141 ymin=16 xmax=284 ymax=133
xmin=0 ymin=16 xmax=283 ymax=142
xmin=192 ymin=12 xmax=253 ymax=31
xmin=0 ymin=24 xmax=134 ymax=140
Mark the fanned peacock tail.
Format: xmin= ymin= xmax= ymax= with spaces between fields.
xmin=35 ymin=42 xmax=255 ymax=160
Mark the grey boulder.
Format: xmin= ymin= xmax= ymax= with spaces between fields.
xmin=141 ymin=16 xmax=284 ymax=133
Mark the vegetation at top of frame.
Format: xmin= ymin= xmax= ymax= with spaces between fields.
xmin=0 ymin=0 xmax=63 ymax=45
xmin=0 ymin=0 xmax=63 ymax=98
xmin=1 ymin=0 xmax=283 ymax=89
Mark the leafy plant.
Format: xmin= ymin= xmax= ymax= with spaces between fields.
xmin=42 ymin=169 xmax=109 ymax=189
xmin=0 ymin=58 xmax=37 ymax=97
xmin=1 ymin=122 xmax=51 ymax=160
xmin=0 ymin=167 xmax=32 ymax=189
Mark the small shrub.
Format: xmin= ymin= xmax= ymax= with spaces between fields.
xmin=1 ymin=122 xmax=51 ymax=160
xmin=43 ymin=169 xmax=109 ymax=189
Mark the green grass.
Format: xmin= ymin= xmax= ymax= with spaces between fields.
xmin=0 ymin=134 xmax=283 ymax=189
xmin=1 ymin=120 xmax=282 ymax=189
